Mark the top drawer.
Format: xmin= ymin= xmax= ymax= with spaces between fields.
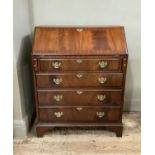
xmin=38 ymin=58 xmax=122 ymax=72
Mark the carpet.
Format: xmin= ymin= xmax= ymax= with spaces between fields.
xmin=14 ymin=112 xmax=141 ymax=155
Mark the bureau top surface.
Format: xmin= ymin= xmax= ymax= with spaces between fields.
xmin=32 ymin=26 xmax=128 ymax=56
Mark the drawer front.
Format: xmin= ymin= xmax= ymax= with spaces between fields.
xmin=38 ymin=107 xmax=121 ymax=122
xmin=36 ymin=73 xmax=123 ymax=88
xmin=38 ymin=58 xmax=122 ymax=72
xmin=37 ymin=90 xmax=122 ymax=106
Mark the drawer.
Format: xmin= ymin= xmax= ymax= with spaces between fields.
xmin=38 ymin=107 xmax=121 ymax=123
xmin=37 ymin=90 xmax=122 ymax=106
xmin=36 ymin=73 xmax=123 ymax=88
xmin=38 ymin=58 xmax=122 ymax=72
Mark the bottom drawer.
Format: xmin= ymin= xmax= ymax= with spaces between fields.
xmin=38 ymin=107 xmax=121 ymax=123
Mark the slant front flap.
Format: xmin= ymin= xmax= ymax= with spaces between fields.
xmin=32 ymin=27 xmax=128 ymax=55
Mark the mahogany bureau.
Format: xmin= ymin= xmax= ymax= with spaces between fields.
xmin=31 ymin=26 xmax=128 ymax=137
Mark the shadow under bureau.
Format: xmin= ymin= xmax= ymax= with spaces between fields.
xmin=31 ymin=26 xmax=128 ymax=137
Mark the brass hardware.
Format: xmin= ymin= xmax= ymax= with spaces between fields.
xmin=97 ymin=95 xmax=106 ymax=101
xmin=98 ymin=77 xmax=107 ymax=84
xmin=76 ymin=59 xmax=83 ymax=63
xmin=76 ymin=107 xmax=83 ymax=111
xmin=76 ymin=90 xmax=83 ymax=94
xmin=33 ymin=59 xmax=38 ymax=71
xmin=53 ymin=95 xmax=63 ymax=102
xmin=76 ymin=74 xmax=83 ymax=78
xmin=52 ymin=61 xmax=61 ymax=69
xmin=76 ymin=28 xmax=83 ymax=32
xmin=96 ymin=112 xmax=105 ymax=118
xmin=123 ymin=58 xmax=127 ymax=71
xmin=53 ymin=78 xmax=62 ymax=85
xmin=54 ymin=112 xmax=63 ymax=118
xmin=99 ymin=61 xmax=108 ymax=68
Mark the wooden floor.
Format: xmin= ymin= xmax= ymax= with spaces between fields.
xmin=14 ymin=112 xmax=141 ymax=155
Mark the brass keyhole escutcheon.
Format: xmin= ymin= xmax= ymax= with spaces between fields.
xmin=76 ymin=107 xmax=83 ymax=111
xmin=76 ymin=28 xmax=83 ymax=32
xmin=76 ymin=59 xmax=83 ymax=63
xmin=76 ymin=90 xmax=83 ymax=95
xmin=76 ymin=74 xmax=83 ymax=78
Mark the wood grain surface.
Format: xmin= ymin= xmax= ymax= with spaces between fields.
xmin=36 ymin=72 xmax=123 ymax=88
xmin=31 ymin=26 xmax=128 ymax=137
xmin=32 ymin=27 xmax=128 ymax=55
xmin=38 ymin=107 xmax=121 ymax=122
xmin=37 ymin=89 xmax=122 ymax=106
xmin=38 ymin=58 xmax=122 ymax=72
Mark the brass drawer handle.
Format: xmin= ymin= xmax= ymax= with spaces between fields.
xmin=76 ymin=90 xmax=83 ymax=95
xmin=52 ymin=61 xmax=61 ymax=69
xmin=76 ymin=107 xmax=83 ymax=111
xmin=53 ymin=78 xmax=63 ymax=85
xmin=76 ymin=28 xmax=83 ymax=32
xmin=76 ymin=59 xmax=83 ymax=63
xmin=96 ymin=112 xmax=105 ymax=118
xmin=54 ymin=112 xmax=63 ymax=118
xmin=76 ymin=74 xmax=83 ymax=78
xmin=99 ymin=61 xmax=108 ymax=68
xmin=53 ymin=95 xmax=63 ymax=102
xmin=97 ymin=95 xmax=106 ymax=101
xmin=98 ymin=77 xmax=107 ymax=84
